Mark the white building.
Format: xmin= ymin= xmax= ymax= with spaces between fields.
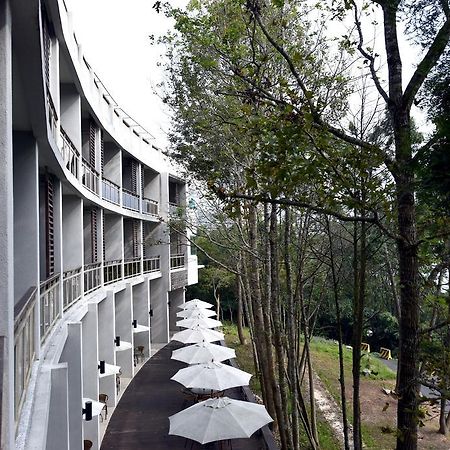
xmin=0 ymin=0 xmax=199 ymax=448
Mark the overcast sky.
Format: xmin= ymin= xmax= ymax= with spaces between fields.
xmin=70 ymin=0 xmax=177 ymax=146
xmin=69 ymin=0 xmax=431 ymax=150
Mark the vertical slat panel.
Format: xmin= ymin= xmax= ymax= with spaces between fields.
xmin=45 ymin=175 xmax=55 ymax=277
xmin=100 ymin=131 xmax=104 ymax=176
xmin=133 ymin=220 xmax=139 ymax=259
xmin=89 ymin=119 xmax=96 ymax=169
xmin=42 ymin=9 xmax=51 ymax=89
xmin=131 ymin=160 xmax=137 ymax=193
xmin=91 ymin=209 xmax=98 ymax=263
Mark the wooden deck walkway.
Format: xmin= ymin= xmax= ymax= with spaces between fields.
xmin=101 ymin=341 xmax=267 ymax=449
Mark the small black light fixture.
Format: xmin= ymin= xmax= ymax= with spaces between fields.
xmin=82 ymin=400 xmax=93 ymax=421
xmin=149 ymin=309 xmax=153 ymax=317
xmin=132 ymin=319 xmax=138 ymax=328
xmin=114 ymin=336 xmax=121 ymax=347
xmin=98 ymin=360 xmax=105 ymax=374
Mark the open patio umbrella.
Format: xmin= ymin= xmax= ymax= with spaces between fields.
xmin=171 ymin=361 xmax=251 ymax=391
xmin=171 ymin=342 xmax=236 ymax=364
xmin=178 ymin=299 xmax=213 ymax=310
xmin=168 ymin=397 xmax=273 ymax=444
xmin=171 ymin=326 xmax=224 ymax=344
xmin=176 ymin=308 xmax=216 ymax=319
xmin=176 ymin=317 xmax=222 ymax=329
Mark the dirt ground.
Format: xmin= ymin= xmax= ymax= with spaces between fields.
xmin=360 ymin=379 xmax=450 ymax=450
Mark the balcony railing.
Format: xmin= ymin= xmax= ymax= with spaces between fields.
xmin=46 ymin=89 xmax=58 ymax=138
xmin=104 ymin=260 xmax=122 ymax=285
xmin=143 ymin=256 xmax=160 ymax=274
xmin=59 ymin=129 xmax=80 ymax=179
xmin=124 ymin=258 xmax=141 ymax=278
xmin=101 ymin=178 xmax=121 ymax=205
xmin=122 ymin=188 xmax=140 ymax=211
xmin=84 ymin=262 xmax=102 ymax=294
xmin=81 ymin=159 xmax=100 ymax=195
xmin=170 ymin=254 xmax=185 ymax=270
xmin=62 ymin=267 xmax=82 ymax=310
xmin=142 ymin=197 xmax=159 ymax=217
xmin=40 ymin=274 xmax=61 ymax=342
xmin=14 ymin=287 xmax=37 ymax=421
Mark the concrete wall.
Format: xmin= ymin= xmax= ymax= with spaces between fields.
xmin=60 ymin=83 xmax=81 ymax=150
xmin=103 ymin=214 xmax=122 ymax=261
xmin=13 ymin=132 xmax=39 ymax=302
xmin=103 ymin=144 xmax=121 ymax=185
xmin=114 ymin=286 xmax=133 ymax=378
xmin=62 ymin=196 xmax=83 ymax=271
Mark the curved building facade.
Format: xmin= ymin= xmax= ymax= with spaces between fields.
xmin=0 ymin=0 xmax=199 ymax=448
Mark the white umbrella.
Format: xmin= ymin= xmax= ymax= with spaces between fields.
xmin=171 ymin=342 xmax=236 ymax=364
xmin=168 ymin=397 xmax=273 ymax=444
xmin=171 ymin=362 xmax=251 ymax=391
xmin=171 ymin=326 xmax=224 ymax=344
xmin=176 ymin=317 xmax=222 ymax=329
xmin=178 ymin=299 xmax=213 ymax=310
xmin=176 ymin=309 xmax=216 ymax=319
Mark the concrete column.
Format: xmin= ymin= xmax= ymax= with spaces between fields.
xmin=114 ymin=285 xmax=133 ymax=378
xmin=132 ymin=281 xmax=150 ymax=358
xmin=13 ymin=132 xmax=39 ymax=302
xmin=98 ymin=292 xmax=116 ymax=406
xmin=46 ymin=364 xmax=69 ymax=450
xmin=150 ymin=278 xmax=169 ymax=345
xmin=169 ymin=288 xmax=185 ymax=333
xmin=81 ymin=303 xmax=99 ymax=449
xmin=0 ymin=1 xmax=14 ymax=447
xmin=59 ymin=322 xmax=83 ymax=450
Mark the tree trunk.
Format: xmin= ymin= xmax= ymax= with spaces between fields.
xmin=326 ymin=217 xmax=350 ymax=450
xmin=236 ymin=272 xmax=247 ymax=345
xmin=269 ymin=204 xmax=293 ymax=449
xmin=247 ymin=204 xmax=277 ymax=425
xmin=352 ymin=217 xmax=365 ymax=450
xmin=284 ymin=207 xmax=300 ymax=449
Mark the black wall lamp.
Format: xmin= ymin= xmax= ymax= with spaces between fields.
xmin=114 ymin=336 xmax=121 ymax=347
xmin=132 ymin=319 xmax=137 ymax=328
xmin=98 ymin=360 xmax=105 ymax=374
xmin=82 ymin=401 xmax=92 ymax=421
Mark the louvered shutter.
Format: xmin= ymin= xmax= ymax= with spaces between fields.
xmin=100 ymin=131 xmax=104 ymax=176
xmin=89 ymin=120 xmax=96 ymax=168
xmin=42 ymin=11 xmax=51 ymax=89
xmin=133 ymin=220 xmax=139 ymax=258
xmin=131 ymin=161 xmax=138 ymax=194
xmin=91 ymin=209 xmax=98 ymax=262
xmin=45 ymin=175 xmax=55 ymax=277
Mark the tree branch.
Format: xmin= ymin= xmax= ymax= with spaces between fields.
xmin=403 ymin=16 xmax=450 ymax=109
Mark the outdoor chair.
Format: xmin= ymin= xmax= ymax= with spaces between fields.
xmin=116 ymin=369 xmax=122 ymax=395
xmin=134 ymin=345 xmax=145 ymax=366
xmin=99 ymin=393 xmax=108 ymax=421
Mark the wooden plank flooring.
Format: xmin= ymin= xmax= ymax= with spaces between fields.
xmin=101 ymin=341 xmax=267 ymax=449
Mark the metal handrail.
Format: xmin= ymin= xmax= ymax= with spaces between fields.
xmin=170 ymin=254 xmax=185 ymax=270
xmin=81 ymin=159 xmax=100 ymax=195
xmin=143 ymin=256 xmax=160 ymax=273
xmin=142 ymin=197 xmax=159 ymax=216
xmin=101 ymin=177 xmax=121 ymax=205
xmin=40 ymin=274 xmax=61 ymax=342
xmin=46 ymin=87 xmax=58 ymax=137
xmin=122 ymin=188 xmax=140 ymax=211
xmin=62 ymin=267 xmax=82 ymax=310
xmin=104 ymin=260 xmax=122 ymax=285
xmin=124 ymin=257 xmax=141 ymax=278
xmin=84 ymin=262 xmax=102 ymax=294
xmin=14 ymin=287 xmax=37 ymax=421
xmin=60 ymin=128 xmax=79 ymax=178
